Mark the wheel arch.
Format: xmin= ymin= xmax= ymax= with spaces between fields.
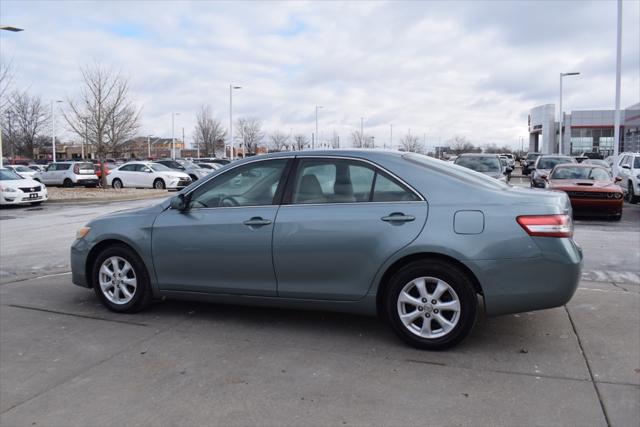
xmin=375 ymin=252 xmax=484 ymax=316
xmin=85 ymin=239 xmax=143 ymax=289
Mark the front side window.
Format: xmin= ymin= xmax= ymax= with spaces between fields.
xmin=454 ymin=156 xmax=501 ymax=173
xmin=290 ymin=158 xmax=418 ymax=204
xmin=119 ymin=164 xmax=136 ymax=172
xmin=189 ymin=159 xmax=288 ymax=208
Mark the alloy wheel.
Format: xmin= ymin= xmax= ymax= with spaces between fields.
xmin=98 ymin=256 xmax=137 ymax=305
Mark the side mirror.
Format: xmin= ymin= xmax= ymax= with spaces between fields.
xmin=170 ymin=194 xmax=188 ymax=211
xmin=621 ymin=164 xmax=630 ymax=169
xmin=615 ymin=176 xmax=622 ymax=183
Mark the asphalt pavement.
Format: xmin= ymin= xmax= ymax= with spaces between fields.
xmin=0 ymin=188 xmax=638 ymax=426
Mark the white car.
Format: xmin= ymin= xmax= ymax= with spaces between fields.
xmin=617 ymin=152 xmax=640 ymax=204
xmin=0 ymin=168 xmax=49 ymax=206
xmin=34 ymin=161 xmax=99 ymax=187
xmin=107 ymin=161 xmax=192 ymax=190
xmin=5 ymin=165 xmax=38 ymax=179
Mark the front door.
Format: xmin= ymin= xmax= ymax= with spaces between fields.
xmin=273 ymin=157 xmax=429 ymax=301
xmin=152 ymin=158 xmax=291 ymax=296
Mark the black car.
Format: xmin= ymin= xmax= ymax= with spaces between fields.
xmin=522 ymin=152 xmax=542 ymax=175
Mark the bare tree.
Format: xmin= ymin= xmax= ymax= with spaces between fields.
xmin=399 ymin=133 xmax=425 ymax=153
xmin=449 ymin=135 xmax=480 ymax=155
xmin=63 ymin=64 xmax=141 ymax=184
xmin=0 ymin=58 xmax=14 ymax=112
xmin=293 ymin=134 xmax=308 ymax=151
xmin=351 ymin=130 xmax=374 ymax=148
xmin=2 ymin=91 xmax=50 ymax=158
xmin=328 ymin=130 xmax=340 ymax=149
xmin=193 ymin=105 xmax=226 ymax=157
xmin=235 ymin=117 xmax=264 ymax=156
xmin=268 ymin=130 xmax=289 ymax=152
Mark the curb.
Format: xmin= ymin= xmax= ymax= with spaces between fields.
xmin=46 ymin=194 xmax=169 ymax=205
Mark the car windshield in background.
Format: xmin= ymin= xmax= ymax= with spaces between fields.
xmin=149 ymin=163 xmax=172 ymax=172
xmin=537 ymin=158 xmax=573 ymax=170
xmin=527 ymin=154 xmax=540 ymax=161
xmin=160 ymin=160 xmax=183 ymax=169
xmin=585 ymin=159 xmax=609 ymax=167
xmin=635 ymin=157 xmax=640 ymax=168
xmin=454 ymin=156 xmax=500 ymax=173
xmin=551 ymin=167 xmax=611 ymax=181
xmin=0 ymin=169 xmax=23 ymax=180
xmin=13 ymin=166 xmax=32 ymax=172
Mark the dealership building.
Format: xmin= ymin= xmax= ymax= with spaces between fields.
xmin=528 ymin=102 xmax=640 ymax=156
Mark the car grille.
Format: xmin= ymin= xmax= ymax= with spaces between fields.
xmin=566 ymin=191 xmax=612 ymax=199
xmin=19 ymin=186 xmax=41 ymax=193
xmin=177 ymin=179 xmax=191 ymax=186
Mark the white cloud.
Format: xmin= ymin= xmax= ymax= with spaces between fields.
xmin=1 ymin=0 xmax=638 ymax=151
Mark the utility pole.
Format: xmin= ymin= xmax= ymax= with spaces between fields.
xmin=612 ymin=0 xmax=622 ymax=176
xmin=182 ymin=127 xmax=185 ymax=159
xmin=389 ymin=124 xmax=393 ymax=150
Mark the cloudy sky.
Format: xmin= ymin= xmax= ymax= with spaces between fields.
xmin=1 ymin=0 xmax=639 ymax=150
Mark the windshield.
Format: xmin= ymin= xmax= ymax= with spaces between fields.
xmin=585 ymin=159 xmax=608 ymax=167
xmin=537 ymin=157 xmax=574 ymax=170
xmin=635 ymin=157 xmax=640 ymax=169
xmin=527 ymin=153 xmax=540 ymax=160
xmin=454 ymin=156 xmax=501 ymax=173
xmin=14 ymin=166 xmax=32 ymax=172
xmin=149 ymin=163 xmax=173 ymax=172
xmin=551 ymin=166 xmax=611 ymax=181
xmin=160 ymin=160 xmax=183 ymax=169
xmin=0 ymin=169 xmax=23 ymax=180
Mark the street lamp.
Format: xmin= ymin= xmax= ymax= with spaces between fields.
xmin=171 ymin=112 xmax=180 ymax=160
xmin=314 ymin=105 xmax=323 ymax=149
xmin=51 ymin=100 xmax=63 ymax=161
xmin=0 ymin=25 xmax=24 ymax=167
xmin=229 ymin=84 xmax=242 ymax=159
xmin=559 ymin=72 xmax=580 ymax=155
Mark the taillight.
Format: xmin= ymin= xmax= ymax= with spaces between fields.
xmin=73 ymin=164 xmax=79 ymax=174
xmin=516 ymin=214 xmax=573 ymax=238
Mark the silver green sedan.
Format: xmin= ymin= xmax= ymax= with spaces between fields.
xmin=71 ymin=150 xmax=582 ymax=350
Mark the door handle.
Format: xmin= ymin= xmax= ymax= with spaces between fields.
xmin=381 ymin=213 xmax=415 ymax=223
xmin=243 ymin=217 xmax=272 ymax=227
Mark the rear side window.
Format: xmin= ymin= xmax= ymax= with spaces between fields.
xmin=372 ymin=173 xmax=419 ymax=202
xmin=57 ymin=163 xmax=71 ymax=170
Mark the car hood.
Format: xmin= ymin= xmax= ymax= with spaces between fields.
xmin=0 ymin=177 xmax=43 ymax=189
xmin=156 ymin=171 xmax=190 ymax=178
xmin=548 ymin=179 xmax=619 ymax=190
xmin=89 ymin=201 xmax=168 ymax=224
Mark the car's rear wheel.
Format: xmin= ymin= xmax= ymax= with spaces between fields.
xmin=63 ymin=178 xmax=73 ymax=188
xmin=92 ymin=245 xmax=152 ymax=313
xmin=153 ymin=178 xmax=166 ymax=190
xmin=629 ymin=183 xmax=639 ymax=204
xmin=112 ymin=178 xmax=123 ymax=189
xmin=385 ymin=260 xmax=477 ymax=350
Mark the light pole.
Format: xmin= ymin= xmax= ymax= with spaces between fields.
xmin=147 ymin=135 xmax=154 ymax=159
xmin=559 ymin=72 xmax=580 ymax=155
xmin=389 ymin=124 xmax=393 ymax=150
xmin=0 ymin=26 xmax=23 ymax=167
xmin=51 ymin=100 xmax=63 ymax=162
xmin=171 ymin=112 xmax=180 ymax=160
xmin=612 ymin=0 xmax=622 ymax=176
xmin=314 ymin=105 xmax=323 ymax=149
xmin=229 ymin=84 xmax=242 ymax=159
xmin=82 ymin=117 xmax=88 ymax=159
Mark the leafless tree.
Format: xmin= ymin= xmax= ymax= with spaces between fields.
xmin=0 ymin=58 xmax=14 ymax=112
xmin=193 ymin=105 xmax=226 ymax=157
xmin=328 ymin=130 xmax=340 ymax=149
xmin=399 ymin=133 xmax=425 ymax=153
xmin=448 ymin=135 xmax=481 ymax=155
xmin=351 ymin=130 xmax=374 ymax=148
xmin=235 ymin=117 xmax=264 ymax=156
xmin=2 ymin=91 xmax=50 ymax=158
xmin=268 ymin=130 xmax=289 ymax=152
xmin=293 ymin=134 xmax=308 ymax=151
xmin=63 ymin=64 xmax=141 ymax=184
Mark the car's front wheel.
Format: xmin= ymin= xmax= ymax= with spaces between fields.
xmin=112 ymin=178 xmax=123 ymax=189
xmin=385 ymin=260 xmax=477 ymax=350
xmin=153 ymin=178 xmax=166 ymax=190
xmin=92 ymin=245 xmax=152 ymax=313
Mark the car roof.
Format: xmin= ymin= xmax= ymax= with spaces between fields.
xmin=553 ymin=163 xmax=606 ymax=168
xmin=457 ymin=153 xmax=499 ymax=157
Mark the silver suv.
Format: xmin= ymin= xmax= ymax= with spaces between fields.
xmin=34 ymin=161 xmax=99 ymax=188
xmin=617 ymin=153 xmax=639 ymax=203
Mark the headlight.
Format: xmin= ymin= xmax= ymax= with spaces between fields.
xmin=614 ymin=193 xmax=622 ymax=199
xmin=0 ymin=185 xmax=18 ymax=193
xmin=170 ymin=175 xmax=182 ymax=180
xmin=76 ymin=226 xmax=91 ymax=239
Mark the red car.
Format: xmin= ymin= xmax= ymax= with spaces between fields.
xmin=546 ymin=164 xmax=623 ymax=220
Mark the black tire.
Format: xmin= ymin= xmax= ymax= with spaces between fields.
xmin=611 ymin=212 xmax=622 ymax=221
xmin=385 ymin=259 xmax=477 ymax=350
xmin=153 ymin=178 xmax=166 ymax=190
xmin=63 ymin=178 xmax=73 ymax=188
xmin=30 ymin=201 xmax=43 ymax=206
xmin=629 ymin=183 xmax=639 ymax=204
xmin=112 ymin=179 xmax=123 ymax=189
xmin=91 ymin=244 xmax=152 ymax=313
xmin=34 ymin=178 xmax=41 ymax=183
xmin=189 ymin=174 xmax=198 ymax=181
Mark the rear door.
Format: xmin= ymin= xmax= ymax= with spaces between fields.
xmin=117 ymin=164 xmax=137 ymax=186
xmin=272 ymin=157 xmax=428 ymax=301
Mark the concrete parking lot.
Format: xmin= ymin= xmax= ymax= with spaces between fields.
xmin=1 ymin=194 xmax=639 ymax=426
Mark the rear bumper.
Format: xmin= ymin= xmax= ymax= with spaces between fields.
xmin=75 ymin=179 xmax=99 ymax=186
xmin=467 ymin=238 xmax=583 ymax=316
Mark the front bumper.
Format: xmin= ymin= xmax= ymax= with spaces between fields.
xmin=467 ymin=238 xmax=583 ymax=316
xmin=71 ymin=238 xmax=91 ymax=288
xmin=0 ymin=189 xmax=48 ymax=205
xmin=570 ymin=198 xmax=623 ymax=215
xmin=167 ymin=178 xmax=192 ymax=189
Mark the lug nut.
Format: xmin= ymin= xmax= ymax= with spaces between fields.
xmin=425 ymin=313 xmax=431 ymax=318
xmin=434 ymin=309 xmax=439 ymax=314
xmin=421 ymin=298 xmax=427 ymax=303
xmin=418 ymin=307 xmax=424 ymax=312
xmin=431 ymin=299 xmax=437 ymax=304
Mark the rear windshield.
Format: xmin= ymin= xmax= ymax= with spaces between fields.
xmin=551 ymin=167 xmax=610 ymax=181
xmin=635 ymin=157 xmax=640 ymax=169
xmin=454 ymin=156 xmax=501 ymax=173
xmin=149 ymin=163 xmax=172 ymax=172
xmin=537 ymin=157 xmax=574 ymax=170
xmin=77 ymin=162 xmax=94 ymax=169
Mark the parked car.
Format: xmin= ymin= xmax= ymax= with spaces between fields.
xmin=197 ymin=162 xmax=223 ymax=171
xmin=500 ymin=153 xmax=515 ymax=168
xmin=530 ymin=155 xmax=577 ymax=188
xmin=0 ymin=168 xmax=48 ymax=206
xmin=156 ymin=159 xmax=210 ymax=181
xmin=71 ymin=150 xmax=582 ymax=350
xmin=106 ymin=161 xmax=192 ymax=190
xmin=546 ymin=164 xmax=623 ymax=220
xmin=27 ymin=164 xmax=47 ymax=173
xmin=498 ymin=156 xmax=511 ymax=182
xmin=4 ymin=164 xmax=38 ymax=179
xmin=581 ymin=152 xmax=604 ymax=160
xmin=454 ymin=153 xmax=510 ymax=182
xmin=522 ymin=152 xmax=542 ymax=175
xmin=34 ymin=161 xmax=99 ymax=188
xmin=617 ymin=152 xmax=640 ymax=204
xmin=583 ymin=158 xmax=611 ymax=172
